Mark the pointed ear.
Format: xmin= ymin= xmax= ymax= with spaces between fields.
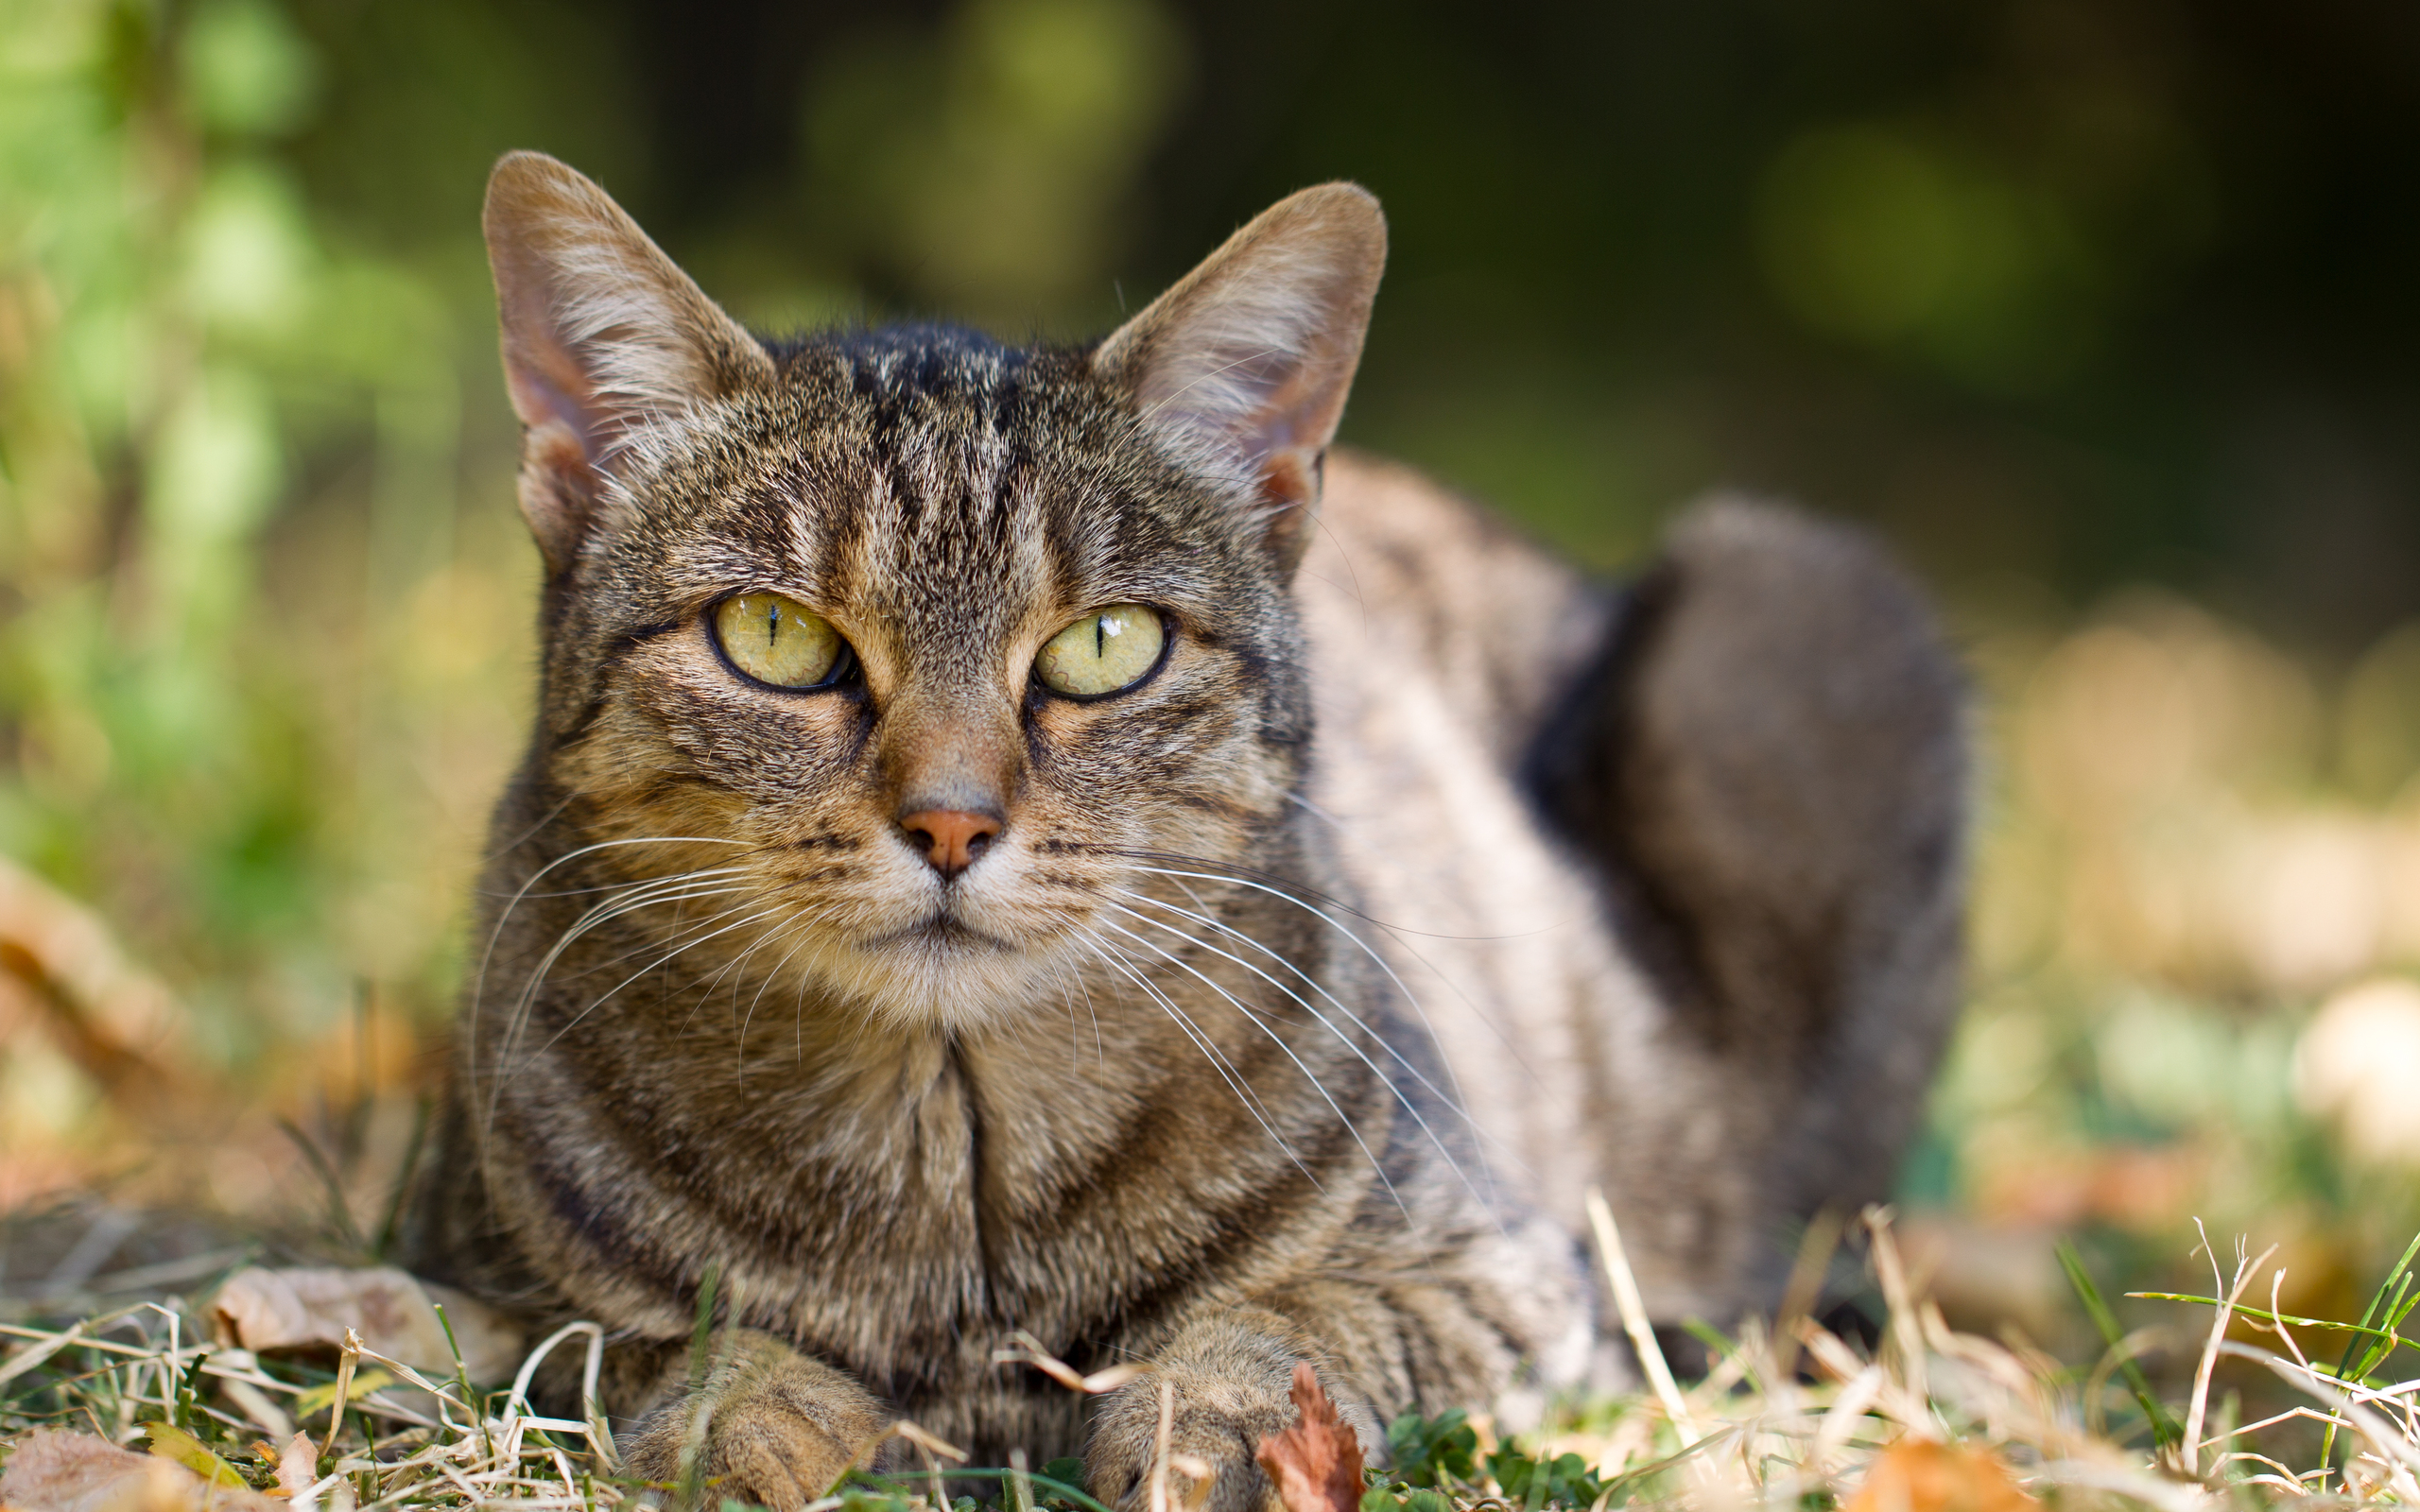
xmin=484 ymin=150 xmax=775 ymax=574
xmin=1096 ymin=183 xmax=1386 ymax=567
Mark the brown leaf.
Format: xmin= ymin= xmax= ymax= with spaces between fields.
xmin=1843 ymin=1439 xmax=2037 ymax=1512
xmin=210 ymin=1266 xmax=524 ymax=1384
xmin=0 ymin=1428 xmax=284 ymax=1512
xmin=1254 ymin=1363 xmax=1364 ymax=1512
xmin=274 ymin=1435 xmax=319 ymax=1502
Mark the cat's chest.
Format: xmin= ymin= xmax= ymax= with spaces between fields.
xmin=625 ymin=1030 xmax=1330 ymax=1365
xmin=666 ymin=1040 xmax=1154 ymax=1294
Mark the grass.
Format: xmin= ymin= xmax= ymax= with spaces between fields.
xmin=3 ymin=1208 xmax=2415 ymax=1512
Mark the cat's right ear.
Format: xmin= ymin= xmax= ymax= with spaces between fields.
xmin=484 ymin=151 xmax=774 ymax=574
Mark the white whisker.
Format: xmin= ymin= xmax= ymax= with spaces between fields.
xmin=1077 ymin=935 xmax=1314 ymax=1186
xmin=1092 ymin=917 xmax=1426 ymax=1228
xmin=1106 ymin=895 xmax=1512 ymax=1217
xmin=1128 ymin=860 xmax=1535 ymax=1137
xmin=480 ymin=873 xmax=760 ymax=1133
xmin=530 ymin=907 xmax=786 ymax=1060
xmin=1114 ymin=887 xmax=1523 ymax=1196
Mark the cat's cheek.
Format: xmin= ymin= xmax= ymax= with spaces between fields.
xmin=638 ymin=682 xmax=873 ymax=797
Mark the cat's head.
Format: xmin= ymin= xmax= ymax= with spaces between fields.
xmin=483 ymin=152 xmax=1384 ymax=1032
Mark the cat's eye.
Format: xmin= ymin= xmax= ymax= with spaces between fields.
xmin=1035 ymin=605 xmax=1167 ymax=698
xmin=714 ymin=593 xmax=847 ymax=689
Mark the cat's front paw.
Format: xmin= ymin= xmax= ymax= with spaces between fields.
xmin=622 ymin=1331 xmax=888 ymax=1512
xmin=1086 ymin=1332 xmax=1375 ymax=1512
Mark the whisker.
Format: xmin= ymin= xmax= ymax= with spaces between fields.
xmin=529 ymin=907 xmax=786 ymax=1061
xmin=1077 ymin=935 xmax=1313 ymax=1185
xmin=1167 ymin=860 xmax=1471 ymax=1113
xmin=469 ymin=835 xmax=759 ymax=1095
xmin=1112 ymin=887 xmax=1522 ymax=1194
xmin=493 ymin=888 xmax=756 ymax=1070
xmin=1127 ymin=859 xmax=1544 ymax=1129
xmin=481 ymin=881 xmax=757 ymax=1131
xmin=490 ymin=866 xmax=749 ymax=902
xmin=1085 ymin=934 xmax=1287 ymax=1135
xmin=679 ymin=905 xmax=804 ymax=1038
xmin=475 ymin=834 xmax=754 ymax=1002
xmin=735 ymin=920 xmax=824 ymax=1085
xmin=1090 ymin=918 xmax=1431 ymax=1227
xmin=506 ymin=882 xmax=755 ymax=1005
xmin=1115 ymin=846 xmax=1551 ymax=942
xmin=1106 ymin=895 xmax=1514 ymax=1215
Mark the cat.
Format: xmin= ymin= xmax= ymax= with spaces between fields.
xmin=405 ymin=151 xmax=1964 ymax=1512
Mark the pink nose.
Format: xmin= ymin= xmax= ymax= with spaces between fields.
xmin=898 ymin=809 xmax=1002 ymax=878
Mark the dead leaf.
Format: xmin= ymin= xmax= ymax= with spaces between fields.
xmin=0 ymin=1428 xmax=284 ymax=1512
xmin=1254 ymin=1363 xmax=1364 ymax=1512
xmin=136 ymin=1423 xmax=246 ymax=1490
xmin=1843 ymin=1439 xmax=2038 ymax=1512
xmin=292 ymin=1369 xmax=395 ymax=1419
xmin=209 ymin=1267 xmax=523 ymax=1383
xmin=275 ymin=1434 xmax=319 ymax=1502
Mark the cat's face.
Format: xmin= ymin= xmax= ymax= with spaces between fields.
xmin=484 ymin=157 xmax=1383 ymax=1031
xmin=538 ymin=340 xmax=1310 ymax=1028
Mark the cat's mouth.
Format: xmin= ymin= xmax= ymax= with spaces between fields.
xmin=863 ymin=913 xmax=1012 ymax=953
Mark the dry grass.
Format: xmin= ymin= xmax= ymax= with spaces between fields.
xmin=2 ymin=1208 xmax=2413 ymax=1512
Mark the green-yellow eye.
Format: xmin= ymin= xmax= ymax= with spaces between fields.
xmin=1036 ymin=605 xmax=1166 ymax=697
xmin=714 ymin=593 xmax=844 ymax=688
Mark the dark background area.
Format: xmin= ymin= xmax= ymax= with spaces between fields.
xmin=285 ymin=0 xmax=2420 ymax=650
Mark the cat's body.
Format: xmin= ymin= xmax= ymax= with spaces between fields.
xmin=408 ymin=156 xmax=1963 ymax=1512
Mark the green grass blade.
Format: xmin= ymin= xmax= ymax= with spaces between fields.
xmin=2059 ymin=1239 xmax=2179 ymax=1449
xmin=687 ymin=1260 xmax=723 ymax=1396
xmin=2321 ymin=1227 xmax=2419 ymax=1475
xmin=2124 ymin=1294 xmax=2411 ymax=1350
xmin=857 ymin=1468 xmax=1118 ymax=1512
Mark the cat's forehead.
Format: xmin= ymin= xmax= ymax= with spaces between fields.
xmin=610 ymin=328 xmax=1236 ymax=615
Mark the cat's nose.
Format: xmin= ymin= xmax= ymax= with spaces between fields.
xmin=897 ymin=808 xmax=1003 ymax=879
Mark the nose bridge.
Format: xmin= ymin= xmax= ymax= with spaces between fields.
xmin=882 ymin=678 xmax=1021 ymax=817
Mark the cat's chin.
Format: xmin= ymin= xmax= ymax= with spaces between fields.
xmin=859 ymin=914 xmax=1014 ymax=954
xmin=803 ymin=911 xmax=1088 ymax=1036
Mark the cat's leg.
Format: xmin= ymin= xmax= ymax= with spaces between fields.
xmin=1085 ymin=1258 xmax=1555 ymax=1512
xmin=1084 ymin=1305 xmax=1378 ymax=1512
xmin=1526 ymin=499 xmax=1966 ymax=1304
xmin=620 ymin=1330 xmax=890 ymax=1512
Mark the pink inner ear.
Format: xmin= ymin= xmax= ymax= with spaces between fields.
xmin=1260 ymin=448 xmax=1320 ymax=518
xmin=501 ymin=288 xmax=617 ymax=470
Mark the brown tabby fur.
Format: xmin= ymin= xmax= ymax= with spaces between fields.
xmin=406 ymin=152 xmax=1965 ymax=1512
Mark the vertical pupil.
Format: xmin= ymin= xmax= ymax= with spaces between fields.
xmin=764 ymin=602 xmax=780 ymax=646
xmin=1096 ymin=615 xmax=1106 ymax=656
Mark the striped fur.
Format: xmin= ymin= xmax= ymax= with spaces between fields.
xmin=407 ymin=153 xmax=1965 ymax=1512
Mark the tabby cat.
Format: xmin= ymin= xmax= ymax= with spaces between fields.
xmin=406 ymin=151 xmax=1964 ymax=1512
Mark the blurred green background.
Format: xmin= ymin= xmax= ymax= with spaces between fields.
xmin=4 ymin=0 xmax=2420 ymax=1353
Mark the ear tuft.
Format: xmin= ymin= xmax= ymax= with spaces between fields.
xmin=484 ymin=151 xmax=773 ymax=573
xmin=1097 ymin=183 xmax=1387 ymax=566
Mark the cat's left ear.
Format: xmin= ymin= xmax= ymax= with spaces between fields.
xmin=1097 ymin=183 xmax=1386 ymax=569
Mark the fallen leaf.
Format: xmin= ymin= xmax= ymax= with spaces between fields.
xmin=1255 ymin=1364 xmax=1364 ymax=1512
xmin=209 ymin=1267 xmax=523 ymax=1384
xmin=291 ymin=1369 xmax=395 ymax=1418
xmin=136 ymin=1422 xmax=246 ymax=1489
xmin=1843 ymin=1439 xmax=2037 ymax=1512
xmin=275 ymin=1434 xmax=320 ymax=1502
xmin=0 ymin=1428 xmax=285 ymax=1512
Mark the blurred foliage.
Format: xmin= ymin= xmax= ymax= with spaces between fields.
xmin=0 ymin=0 xmax=529 ymax=1200
xmin=1 ymin=0 xmax=2418 ymax=1348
